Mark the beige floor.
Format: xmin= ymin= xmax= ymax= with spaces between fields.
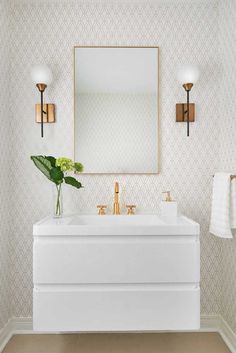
xmin=3 ymin=333 xmax=231 ymax=353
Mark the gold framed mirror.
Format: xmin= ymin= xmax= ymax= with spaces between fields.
xmin=74 ymin=46 xmax=159 ymax=174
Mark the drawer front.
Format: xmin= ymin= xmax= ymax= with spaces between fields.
xmin=33 ymin=285 xmax=200 ymax=331
xmin=34 ymin=237 xmax=200 ymax=284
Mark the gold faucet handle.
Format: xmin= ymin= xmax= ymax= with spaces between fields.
xmin=126 ymin=205 xmax=136 ymax=215
xmin=97 ymin=205 xmax=107 ymax=215
xmin=162 ymin=191 xmax=172 ymax=202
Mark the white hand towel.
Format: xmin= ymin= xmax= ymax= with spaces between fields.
xmin=230 ymin=178 xmax=236 ymax=228
xmin=209 ymin=172 xmax=233 ymax=238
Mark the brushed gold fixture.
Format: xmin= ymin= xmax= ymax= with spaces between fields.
xmin=177 ymin=66 xmax=200 ymax=136
xmin=162 ymin=191 xmax=172 ymax=202
xmin=97 ymin=205 xmax=107 ymax=215
xmin=113 ymin=182 xmax=120 ymax=215
xmin=176 ymin=103 xmax=195 ymax=122
xmin=36 ymin=83 xmax=47 ymax=93
xmin=31 ymin=65 xmax=54 ymax=138
xmin=36 ymin=104 xmax=55 ymax=123
xmin=73 ymin=45 xmax=160 ymax=175
xmin=126 ymin=205 xmax=136 ymax=215
xmin=182 ymin=83 xmax=193 ymax=92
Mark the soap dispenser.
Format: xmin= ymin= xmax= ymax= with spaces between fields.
xmin=160 ymin=191 xmax=178 ymax=222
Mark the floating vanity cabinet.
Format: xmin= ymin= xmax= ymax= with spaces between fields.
xmin=33 ymin=215 xmax=200 ymax=332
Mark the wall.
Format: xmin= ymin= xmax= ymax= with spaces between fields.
xmin=0 ymin=0 xmax=11 ymax=331
xmin=218 ymin=0 xmax=236 ymax=333
xmin=76 ymin=93 xmax=157 ymax=173
xmin=8 ymin=0 xmax=222 ymax=320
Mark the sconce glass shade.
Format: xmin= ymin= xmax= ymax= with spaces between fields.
xmin=177 ymin=65 xmax=199 ymax=85
xmin=31 ymin=65 xmax=53 ymax=85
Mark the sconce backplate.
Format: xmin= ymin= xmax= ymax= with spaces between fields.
xmin=176 ymin=103 xmax=195 ymax=122
xmin=35 ymin=104 xmax=55 ymax=123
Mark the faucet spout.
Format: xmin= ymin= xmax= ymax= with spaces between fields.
xmin=113 ymin=182 xmax=120 ymax=215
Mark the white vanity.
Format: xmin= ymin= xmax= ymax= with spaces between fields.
xmin=33 ymin=214 xmax=200 ymax=332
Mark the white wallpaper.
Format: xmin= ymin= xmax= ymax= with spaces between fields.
xmin=218 ymin=0 xmax=236 ymax=333
xmin=0 ymin=0 xmax=11 ymax=330
xmin=0 ymin=0 xmax=230 ymax=332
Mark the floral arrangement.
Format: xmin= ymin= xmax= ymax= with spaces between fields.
xmin=31 ymin=155 xmax=83 ymax=217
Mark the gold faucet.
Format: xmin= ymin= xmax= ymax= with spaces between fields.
xmin=126 ymin=205 xmax=136 ymax=215
xmin=97 ymin=205 xmax=107 ymax=215
xmin=113 ymin=182 xmax=120 ymax=215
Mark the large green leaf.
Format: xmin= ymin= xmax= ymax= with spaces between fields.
xmin=50 ymin=167 xmax=64 ymax=184
xmin=45 ymin=156 xmax=56 ymax=168
xmin=31 ymin=156 xmax=53 ymax=181
xmin=64 ymin=176 xmax=83 ymax=189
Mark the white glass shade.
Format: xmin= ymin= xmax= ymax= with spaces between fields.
xmin=177 ymin=65 xmax=199 ymax=85
xmin=31 ymin=65 xmax=53 ymax=85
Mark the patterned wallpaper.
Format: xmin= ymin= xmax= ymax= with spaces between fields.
xmin=0 ymin=0 xmax=229 ymax=331
xmin=76 ymin=94 xmax=158 ymax=173
xmin=218 ymin=0 xmax=236 ymax=333
xmin=7 ymin=0 xmax=222 ymax=320
xmin=0 ymin=0 xmax=11 ymax=330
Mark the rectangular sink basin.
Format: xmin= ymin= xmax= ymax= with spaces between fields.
xmin=33 ymin=214 xmax=199 ymax=236
xmin=69 ymin=215 xmax=164 ymax=226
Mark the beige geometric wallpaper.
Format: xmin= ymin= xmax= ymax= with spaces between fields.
xmin=0 ymin=0 xmax=234 ymax=335
xmin=218 ymin=0 xmax=236 ymax=333
xmin=0 ymin=0 xmax=11 ymax=331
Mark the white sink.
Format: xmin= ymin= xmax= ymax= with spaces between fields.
xmin=33 ymin=213 xmax=200 ymax=331
xmin=69 ymin=214 xmax=163 ymax=226
xmin=33 ymin=214 xmax=199 ymax=236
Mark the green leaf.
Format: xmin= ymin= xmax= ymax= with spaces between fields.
xmin=31 ymin=155 xmax=53 ymax=182
xmin=64 ymin=176 xmax=83 ymax=189
xmin=50 ymin=167 xmax=64 ymax=184
xmin=45 ymin=156 xmax=56 ymax=167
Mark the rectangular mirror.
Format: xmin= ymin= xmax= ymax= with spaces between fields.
xmin=74 ymin=46 xmax=159 ymax=174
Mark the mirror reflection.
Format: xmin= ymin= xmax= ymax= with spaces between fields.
xmin=74 ymin=47 xmax=159 ymax=174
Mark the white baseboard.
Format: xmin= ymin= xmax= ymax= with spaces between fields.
xmin=200 ymin=314 xmax=221 ymax=332
xmin=0 ymin=315 xmax=235 ymax=353
xmin=0 ymin=320 xmax=12 ymax=353
xmin=11 ymin=317 xmax=33 ymax=334
xmin=219 ymin=316 xmax=236 ymax=353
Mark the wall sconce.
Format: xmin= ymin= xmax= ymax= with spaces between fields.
xmin=176 ymin=65 xmax=199 ymax=136
xmin=31 ymin=65 xmax=55 ymax=138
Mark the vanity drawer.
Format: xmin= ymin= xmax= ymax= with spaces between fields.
xmin=34 ymin=236 xmax=200 ymax=284
xmin=33 ymin=285 xmax=200 ymax=331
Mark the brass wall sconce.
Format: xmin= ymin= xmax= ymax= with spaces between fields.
xmin=31 ymin=65 xmax=55 ymax=138
xmin=176 ymin=65 xmax=199 ymax=136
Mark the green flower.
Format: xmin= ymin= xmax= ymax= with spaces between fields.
xmin=74 ymin=162 xmax=84 ymax=173
xmin=31 ymin=155 xmax=84 ymax=191
xmin=56 ymin=157 xmax=74 ymax=172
